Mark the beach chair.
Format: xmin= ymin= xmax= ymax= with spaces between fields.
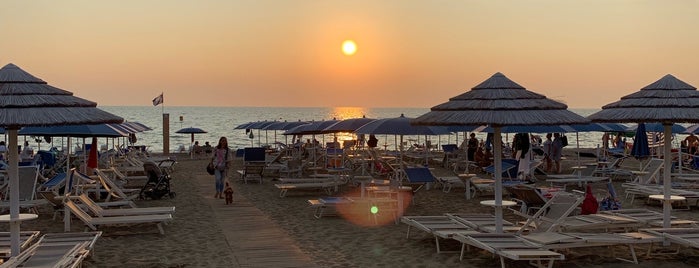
xmin=70 ymin=193 xmax=175 ymax=217
xmin=306 ymin=197 xmax=352 ymax=219
xmin=521 ymin=231 xmax=665 ymax=264
xmin=238 ymin=162 xmax=265 ymax=184
xmin=0 ymin=231 xmax=102 ymax=268
xmin=0 ymin=231 xmax=41 ymax=261
xmin=0 ymin=166 xmax=46 ymax=214
xmin=63 ymin=199 xmax=172 ymax=234
xmin=400 ymin=215 xmax=479 ymax=254
xmin=483 ymin=159 xmax=518 ymax=179
xmin=453 ymin=233 xmax=564 ymax=267
xmin=101 ymin=167 xmax=149 ymax=189
xmin=93 ymin=169 xmax=140 ymax=201
xmin=505 ymin=184 xmax=548 ymax=215
xmin=274 ymin=178 xmax=346 ymax=198
xmin=513 ymin=191 xmax=586 ymax=235
xmin=643 ymin=228 xmax=699 ymax=249
xmin=401 ymin=167 xmax=436 ymax=193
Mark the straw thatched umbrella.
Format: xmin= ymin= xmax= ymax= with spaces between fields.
xmin=412 ymin=72 xmax=589 ymax=233
xmin=0 ymin=63 xmax=123 ymax=256
xmin=588 ymin=74 xmax=699 ymax=228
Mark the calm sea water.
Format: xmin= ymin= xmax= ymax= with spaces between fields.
xmin=66 ymin=106 xmax=609 ymax=154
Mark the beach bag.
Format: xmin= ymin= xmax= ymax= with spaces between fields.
xmin=560 ymin=135 xmax=569 ymax=147
xmin=206 ymin=161 xmax=215 ymax=175
xmin=599 ymin=196 xmax=622 ymax=211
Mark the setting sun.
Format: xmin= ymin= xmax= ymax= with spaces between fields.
xmin=342 ymin=40 xmax=357 ymax=56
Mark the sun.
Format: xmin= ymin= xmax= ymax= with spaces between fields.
xmin=342 ymin=40 xmax=357 ymax=56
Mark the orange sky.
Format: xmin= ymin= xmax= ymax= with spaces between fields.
xmin=1 ymin=1 xmax=698 ymax=109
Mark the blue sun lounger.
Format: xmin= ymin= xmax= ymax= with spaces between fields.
xmin=403 ymin=167 xmax=436 ymax=193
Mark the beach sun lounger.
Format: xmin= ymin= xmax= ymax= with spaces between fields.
xmin=71 ymin=193 xmax=175 ymax=217
xmin=63 ymin=199 xmax=172 ymax=235
xmin=453 ymin=233 xmax=564 ymax=267
xmin=400 ymin=215 xmax=479 ymax=253
xmin=0 ymin=231 xmax=102 ymax=268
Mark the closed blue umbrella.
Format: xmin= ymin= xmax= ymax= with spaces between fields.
xmin=631 ymin=123 xmax=650 ymax=160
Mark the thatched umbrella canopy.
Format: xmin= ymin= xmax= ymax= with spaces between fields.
xmin=0 ymin=63 xmax=123 ymax=256
xmin=588 ymin=74 xmax=699 ymax=228
xmin=413 ymin=72 xmax=589 ymax=233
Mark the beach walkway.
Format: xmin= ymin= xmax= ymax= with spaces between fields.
xmin=196 ymin=174 xmax=318 ymax=268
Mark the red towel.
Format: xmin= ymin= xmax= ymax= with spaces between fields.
xmin=580 ymin=184 xmax=599 ymax=215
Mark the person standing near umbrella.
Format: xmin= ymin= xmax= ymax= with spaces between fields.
xmin=552 ymin=133 xmax=565 ymax=172
xmin=211 ymin=137 xmax=233 ymax=199
xmin=466 ymin=133 xmax=479 ymax=161
xmin=543 ymin=133 xmax=553 ymax=172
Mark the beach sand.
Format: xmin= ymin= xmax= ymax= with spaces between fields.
xmin=5 ymin=149 xmax=699 ymax=267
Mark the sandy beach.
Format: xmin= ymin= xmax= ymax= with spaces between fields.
xmin=5 ymin=149 xmax=699 ymax=268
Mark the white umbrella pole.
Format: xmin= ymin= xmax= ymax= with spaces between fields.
xmin=494 ymin=127 xmax=503 ymax=233
xmin=576 ymin=132 xmax=580 ymax=168
xmin=663 ymin=124 xmax=672 ymax=229
xmin=8 ymin=129 xmax=20 ymax=256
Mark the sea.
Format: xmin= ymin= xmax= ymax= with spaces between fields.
xmin=59 ymin=106 xmax=611 ymax=154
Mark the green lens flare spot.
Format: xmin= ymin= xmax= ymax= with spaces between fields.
xmin=370 ymin=206 xmax=378 ymax=214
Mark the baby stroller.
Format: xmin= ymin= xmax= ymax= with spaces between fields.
xmin=141 ymin=160 xmax=176 ymax=200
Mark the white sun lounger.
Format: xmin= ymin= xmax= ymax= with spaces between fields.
xmin=453 ymin=233 xmax=564 ymax=268
xmin=0 ymin=232 xmax=102 ymax=268
xmin=400 ymin=215 xmax=479 ymax=253
xmin=71 ymin=194 xmax=175 ymax=217
xmin=275 ymin=179 xmax=345 ymax=197
xmin=64 ymin=199 xmax=172 ymax=235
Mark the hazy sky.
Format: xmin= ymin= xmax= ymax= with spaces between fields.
xmin=2 ymin=1 xmax=698 ymax=108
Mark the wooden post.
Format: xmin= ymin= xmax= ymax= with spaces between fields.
xmin=163 ymin=113 xmax=170 ymax=156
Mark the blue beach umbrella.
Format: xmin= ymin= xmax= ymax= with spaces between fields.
xmin=627 ymin=122 xmax=686 ymax=133
xmin=355 ymin=114 xmax=451 ymax=136
xmin=321 ymin=116 xmax=376 ymax=134
xmin=475 ymin=124 xmax=577 ymax=134
xmin=283 ymin=119 xmax=340 ymax=135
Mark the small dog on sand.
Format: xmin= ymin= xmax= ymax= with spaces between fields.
xmin=224 ymin=181 xmax=234 ymax=205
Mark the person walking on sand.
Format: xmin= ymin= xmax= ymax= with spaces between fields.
xmin=551 ymin=133 xmax=564 ymax=173
xmin=543 ymin=133 xmax=553 ymax=172
xmin=212 ymin=137 xmax=233 ymax=199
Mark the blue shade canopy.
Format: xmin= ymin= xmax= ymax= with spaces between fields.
xmin=108 ymin=123 xmax=139 ymax=134
xmin=261 ymin=120 xmax=308 ymax=131
xmin=569 ymin=123 xmax=628 ymax=132
xmin=122 ymin=121 xmax=152 ymax=132
xmin=18 ymin=124 xmax=128 ymax=137
xmin=283 ymin=120 xmax=340 ymax=135
xmin=475 ymin=125 xmax=577 ymax=134
xmin=355 ymin=114 xmax=451 ymax=135
xmin=175 ymin=127 xmax=207 ymax=134
xmin=246 ymin=121 xmax=277 ymax=130
xmin=234 ymin=122 xmax=254 ymax=129
xmin=625 ymin=122 xmax=686 ymax=133
xmin=321 ymin=117 xmax=376 ymax=133
xmin=631 ymin=123 xmax=650 ymax=159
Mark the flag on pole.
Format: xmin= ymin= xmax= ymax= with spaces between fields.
xmin=152 ymin=93 xmax=163 ymax=106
